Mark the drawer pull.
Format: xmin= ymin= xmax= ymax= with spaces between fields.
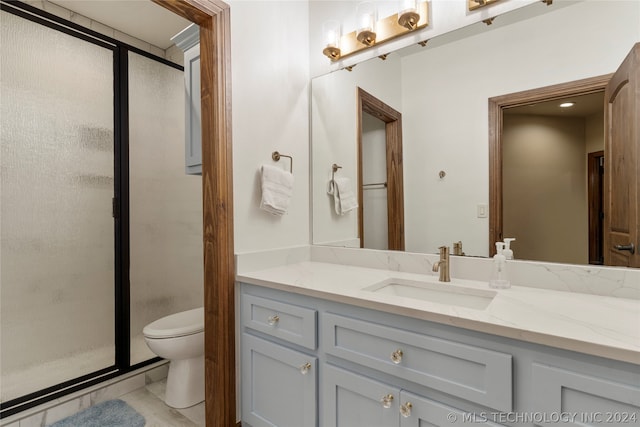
xmin=267 ymin=314 xmax=280 ymax=326
xmin=299 ymin=362 xmax=312 ymax=375
xmin=390 ymin=349 xmax=404 ymax=364
xmin=400 ymin=402 xmax=413 ymax=418
xmin=380 ymin=394 xmax=394 ymax=409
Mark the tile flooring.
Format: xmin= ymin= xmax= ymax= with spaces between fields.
xmin=121 ymin=379 xmax=206 ymax=427
xmin=1 ymin=363 xmax=205 ymax=427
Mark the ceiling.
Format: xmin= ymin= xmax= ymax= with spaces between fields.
xmin=504 ymin=91 xmax=605 ymax=118
xmin=50 ymin=0 xmax=191 ymax=49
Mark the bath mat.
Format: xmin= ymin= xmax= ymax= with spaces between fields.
xmin=47 ymin=399 xmax=145 ymax=427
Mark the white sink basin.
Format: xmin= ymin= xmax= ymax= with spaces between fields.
xmin=362 ymin=278 xmax=496 ymax=310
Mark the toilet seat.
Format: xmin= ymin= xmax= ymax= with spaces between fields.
xmin=143 ymin=307 xmax=203 ymax=339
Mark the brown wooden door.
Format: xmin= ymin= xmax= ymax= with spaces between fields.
xmin=358 ymin=88 xmax=405 ymax=251
xmin=604 ymin=43 xmax=640 ymax=267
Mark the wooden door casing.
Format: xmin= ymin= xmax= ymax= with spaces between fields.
xmin=357 ymin=88 xmax=405 ymax=251
xmin=488 ymin=75 xmax=611 ymax=256
xmin=587 ymin=151 xmax=605 ymax=265
xmin=151 ymin=1 xmax=235 ymax=425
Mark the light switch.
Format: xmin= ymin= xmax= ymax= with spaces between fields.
xmin=477 ymin=204 xmax=488 ymax=218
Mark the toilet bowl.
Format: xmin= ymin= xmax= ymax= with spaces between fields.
xmin=143 ymin=307 xmax=204 ymax=409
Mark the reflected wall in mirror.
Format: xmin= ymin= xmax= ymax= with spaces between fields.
xmin=311 ymin=0 xmax=640 ymax=267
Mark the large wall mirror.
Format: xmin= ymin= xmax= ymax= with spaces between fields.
xmin=311 ymin=0 xmax=639 ymax=267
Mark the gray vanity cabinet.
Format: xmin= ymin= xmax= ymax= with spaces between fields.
xmin=239 ymin=283 xmax=640 ymax=427
xmin=171 ymin=24 xmax=201 ymax=175
xmin=241 ymin=293 xmax=319 ymax=427
xmin=242 ymin=334 xmax=317 ymax=427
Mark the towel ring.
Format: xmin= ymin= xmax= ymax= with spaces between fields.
xmin=332 ymin=163 xmax=342 ymax=181
xmin=272 ymin=151 xmax=293 ymax=173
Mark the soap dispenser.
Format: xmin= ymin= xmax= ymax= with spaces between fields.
xmin=489 ymin=242 xmax=511 ymax=289
xmin=503 ymin=238 xmax=516 ymax=260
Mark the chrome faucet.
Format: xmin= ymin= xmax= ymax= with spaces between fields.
xmin=432 ymin=246 xmax=450 ymax=282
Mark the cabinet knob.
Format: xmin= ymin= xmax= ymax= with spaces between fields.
xmin=267 ymin=314 xmax=280 ymax=326
xmin=380 ymin=394 xmax=394 ymax=409
xmin=400 ymin=402 xmax=413 ymax=418
xmin=299 ymin=362 xmax=312 ymax=375
xmin=390 ymin=349 xmax=403 ymax=364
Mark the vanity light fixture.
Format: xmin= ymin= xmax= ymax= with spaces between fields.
xmin=398 ymin=0 xmax=420 ymax=30
xmin=356 ymin=2 xmax=377 ymax=46
xmin=322 ymin=20 xmax=341 ymax=60
xmin=468 ymin=0 xmax=500 ymax=11
xmin=321 ymin=1 xmax=429 ymax=62
xmin=559 ymin=102 xmax=575 ymax=108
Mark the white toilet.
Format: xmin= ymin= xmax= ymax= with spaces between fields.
xmin=143 ymin=307 xmax=204 ymax=408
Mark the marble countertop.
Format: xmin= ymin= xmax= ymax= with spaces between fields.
xmin=237 ymin=261 xmax=640 ymax=365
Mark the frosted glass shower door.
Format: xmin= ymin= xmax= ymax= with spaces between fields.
xmin=0 ymin=12 xmax=115 ymax=402
xmin=128 ymin=52 xmax=203 ymax=365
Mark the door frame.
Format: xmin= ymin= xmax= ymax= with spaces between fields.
xmin=587 ymin=150 xmax=605 ymax=265
xmin=488 ymin=74 xmax=611 ymax=255
xmin=152 ymin=1 xmax=235 ymax=425
xmin=357 ymin=87 xmax=405 ymax=250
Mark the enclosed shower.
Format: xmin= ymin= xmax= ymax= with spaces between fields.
xmin=0 ymin=2 xmax=202 ymax=417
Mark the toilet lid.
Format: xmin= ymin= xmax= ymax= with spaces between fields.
xmin=143 ymin=307 xmax=204 ymax=338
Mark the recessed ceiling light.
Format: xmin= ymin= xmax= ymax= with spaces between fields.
xmin=559 ymin=102 xmax=575 ymax=108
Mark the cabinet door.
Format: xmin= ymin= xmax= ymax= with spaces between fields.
xmin=184 ymin=44 xmax=201 ymax=175
xmin=532 ymin=363 xmax=640 ymax=427
xmin=323 ymin=364 xmax=400 ymax=427
xmin=399 ymin=390 xmax=504 ymax=427
xmin=242 ymin=334 xmax=317 ymax=427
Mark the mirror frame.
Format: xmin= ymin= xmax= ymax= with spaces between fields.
xmin=151 ymin=0 xmax=235 ymax=424
xmin=488 ymin=74 xmax=612 ymax=256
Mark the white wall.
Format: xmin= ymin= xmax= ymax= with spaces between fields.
xmin=230 ymin=1 xmax=310 ymax=253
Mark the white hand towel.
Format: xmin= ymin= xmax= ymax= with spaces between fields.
xmin=327 ymin=177 xmax=358 ymax=215
xmin=260 ymin=164 xmax=294 ymax=216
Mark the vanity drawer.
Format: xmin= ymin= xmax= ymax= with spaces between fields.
xmin=242 ymin=294 xmax=317 ymax=350
xmin=322 ymin=313 xmax=512 ymax=412
xmin=532 ymin=363 xmax=640 ymax=427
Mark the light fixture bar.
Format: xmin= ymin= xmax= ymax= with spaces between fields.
xmin=335 ymin=1 xmax=429 ymax=62
xmin=468 ymin=0 xmax=501 ymax=11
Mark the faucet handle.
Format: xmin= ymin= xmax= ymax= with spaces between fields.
xmin=438 ymin=246 xmax=449 ymax=257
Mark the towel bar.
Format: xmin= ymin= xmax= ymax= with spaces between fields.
xmin=331 ymin=163 xmax=342 ymax=181
xmin=362 ymin=182 xmax=387 ymax=189
xmin=272 ymin=151 xmax=293 ymax=173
